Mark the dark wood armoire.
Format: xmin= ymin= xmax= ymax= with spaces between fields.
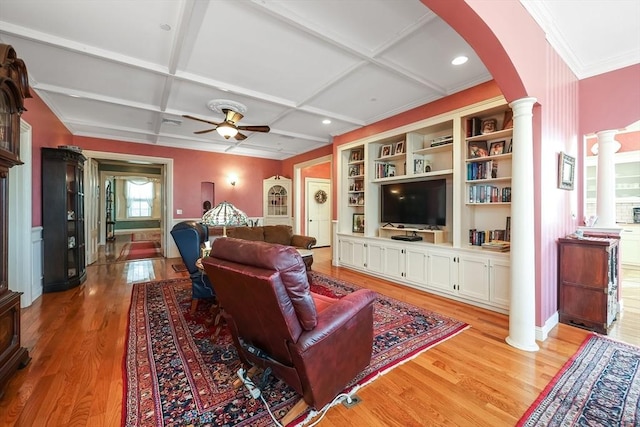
xmin=0 ymin=44 xmax=31 ymax=398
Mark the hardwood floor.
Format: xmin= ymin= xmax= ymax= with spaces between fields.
xmin=0 ymin=248 xmax=637 ymax=426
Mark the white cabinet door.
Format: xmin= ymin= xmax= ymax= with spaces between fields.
xmin=457 ymin=254 xmax=490 ymax=302
xmin=406 ymin=247 xmax=428 ymax=285
xmin=352 ymin=240 xmax=367 ymax=269
xmin=383 ymin=244 xmax=405 ymax=280
xmin=620 ymin=227 xmax=640 ymax=267
xmin=338 ymin=237 xmax=367 ymax=270
xmin=428 ymin=250 xmax=455 ymax=294
xmin=338 ymin=238 xmax=354 ymax=267
xmin=489 ymin=258 xmax=510 ymax=310
xmin=366 ymin=241 xmax=385 ymax=274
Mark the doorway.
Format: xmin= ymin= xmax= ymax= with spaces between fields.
xmin=83 ymin=150 xmax=174 ymax=265
xmin=306 ymin=178 xmax=331 ymax=247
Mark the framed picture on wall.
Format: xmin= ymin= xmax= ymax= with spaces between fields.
xmin=558 ymin=152 xmax=575 ymax=190
xmin=352 ymin=213 xmax=365 ymax=233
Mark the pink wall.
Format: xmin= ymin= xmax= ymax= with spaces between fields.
xmin=585 ymin=131 xmax=640 ymax=156
xmin=22 ymin=91 xmax=73 ymax=227
xmin=535 ymin=47 xmax=580 ymax=325
xmin=74 ymin=136 xmax=281 ymax=218
xmin=579 ymin=64 xmax=640 ymax=135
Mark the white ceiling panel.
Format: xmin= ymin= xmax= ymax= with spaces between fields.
xmin=0 ymin=0 xmax=635 ymax=160
xmin=380 ymin=19 xmax=491 ymax=93
xmin=307 ymin=64 xmax=438 ymax=122
xmin=261 ymin=0 xmax=435 ymax=55
xmin=0 ymin=0 xmax=180 ymax=66
xmin=180 ymin=1 xmax=361 ymax=102
xmin=0 ymin=36 xmax=167 ymax=107
xmin=44 ymin=93 xmax=158 ymax=132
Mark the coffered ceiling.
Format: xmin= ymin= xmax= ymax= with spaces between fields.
xmin=0 ymin=1 xmax=637 ymax=160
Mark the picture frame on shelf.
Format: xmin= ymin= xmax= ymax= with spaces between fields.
xmin=502 ymin=110 xmax=513 ymax=130
xmin=505 ymin=138 xmax=513 ymax=153
xmin=481 ymin=119 xmax=497 ymax=134
xmin=352 ymin=213 xmax=365 ymax=233
xmin=349 ymin=149 xmax=362 ymax=162
xmin=558 ymin=152 xmax=575 ymax=190
xmin=381 ymin=144 xmax=392 ymax=157
xmin=348 ymin=165 xmax=359 ymax=177
xmin=395 ymin=141 xmax=405 ymax=155
xmin=489 ymin=140 xmax=505 ymax=156
xmin=468 ymin=140 xmax=488 ymax=158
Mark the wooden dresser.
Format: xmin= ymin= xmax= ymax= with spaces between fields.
xmin=558 ymin=235 xmax=620 ymax=334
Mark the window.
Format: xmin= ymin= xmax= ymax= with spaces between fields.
xmin=126 ymin=179 xmax=154 ymax=217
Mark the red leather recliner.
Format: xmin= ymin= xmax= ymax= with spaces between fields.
xmin=201 ymin=238 xmax=376 ymax=423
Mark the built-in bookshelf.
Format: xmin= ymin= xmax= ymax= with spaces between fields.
xmin=335 ymin=97 xmax=514 ymax=314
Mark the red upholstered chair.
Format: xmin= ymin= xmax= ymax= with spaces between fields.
xmin=201 ymin=238 xmax=376 ymax=424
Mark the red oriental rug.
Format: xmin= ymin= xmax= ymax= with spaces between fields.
xmin=123 ymin=272 xmax=469 ymax=426
xmin=117 ymin=241 xmax=163 ymax=261
xmin=517 ymin=334 xmax=640 ymax=426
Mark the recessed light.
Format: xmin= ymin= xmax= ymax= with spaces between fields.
xmin=322 ymin=119 xmax=331 ymax=125
xmin=451 ymin=56 xmax=468 ymax=65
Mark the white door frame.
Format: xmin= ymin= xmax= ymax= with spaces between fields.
xmin=293 ymin=154 xmax=332 ymax=235
xmin=8 ymin=120 xmax=34 ymax=305
xmin=82 ymin=150 xmax=175 ymax=260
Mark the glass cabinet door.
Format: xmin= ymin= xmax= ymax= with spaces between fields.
xmin=267 ymin=185 xmax=288 ymax=216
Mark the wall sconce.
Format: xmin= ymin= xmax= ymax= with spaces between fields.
xmin=228 ymin=174 xmax=238 ymax=186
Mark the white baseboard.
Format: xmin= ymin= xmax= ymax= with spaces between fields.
xmin=536 ymin=311 xmax=559 ymax=342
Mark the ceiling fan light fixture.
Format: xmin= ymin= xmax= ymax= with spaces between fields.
xmin=217 ymin=123 xmax=238 ymax=139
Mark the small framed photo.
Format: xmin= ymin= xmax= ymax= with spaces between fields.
xmin=381 ymin=144 xmax=392 ymax=157
xmin=468 ymin=141 xmax=488 ymax=158
xmin=349 ymin=149 xmax=362 ymax=162
xmin=352 ymin=213 xmax=365 ymax=233
xmin=489 ymin=140 xmax=505 ymax=156
xmin=348 ymin=165 xmax=359 ymax=177
xmin=505 ymin=138 xmax=513 ymax=153
xmin=481 ymin=119 xmax=497 ymax=134
xmin=395 ymin=141 xmax=405 ymax=155
xmin=558 ymin=152 xmax=575 ymax=190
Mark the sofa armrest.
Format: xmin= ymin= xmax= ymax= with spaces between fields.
xmin=288 ymin=289 xmax=377 ymax=408
xmin=291 ymin=234 xmax=316 ymax=249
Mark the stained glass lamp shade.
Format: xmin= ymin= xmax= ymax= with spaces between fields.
xmin=201 ymin=201 xmax=248 ymax=236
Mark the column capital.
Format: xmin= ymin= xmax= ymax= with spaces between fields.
xmin=509 ymin=97 xmax=537 ymax=115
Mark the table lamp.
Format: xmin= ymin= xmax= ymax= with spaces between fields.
xmin=201 ymin=201 xmax=248 ymax=237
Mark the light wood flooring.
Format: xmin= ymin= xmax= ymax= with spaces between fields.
xmin=0 ymin=248 xmax=638 ymax=426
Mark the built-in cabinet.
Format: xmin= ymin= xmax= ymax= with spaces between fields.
xmin=263 ymin=175 xmax=292 ymax=226
xmin=42 ymin=147 xmax=87 ymax=293
xmin=336 ymin=97 xmax=513 ymax=313
xmin=0 ymin=43 xmax=31 ymax=398
xmin=336 ymin=235 xmax=510 ymax=313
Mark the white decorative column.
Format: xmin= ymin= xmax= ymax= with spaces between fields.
xmin=505 ymin=97 xmax=539 ymax=352
xmin=595 ymin=130 xmax=620 ymax=228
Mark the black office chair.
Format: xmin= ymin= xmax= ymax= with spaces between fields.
xmin=170 ymin=221 xmax=215 ymax=314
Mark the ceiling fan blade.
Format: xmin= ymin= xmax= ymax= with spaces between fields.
xmin=183 ymin=114 xmax=221 ymax=126
xmin=223 ymin=109 xmax=244 ymax=124
xmin=194 ymin=128 xmax=217 ymax=135
xmin=234 ymin=132 xmax=247 ymax=141
xmin=237 ymin=125 xmax=270 ymax=133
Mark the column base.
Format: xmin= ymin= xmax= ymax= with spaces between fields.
xmin=506 ymin=336 xmax=539 ymax=352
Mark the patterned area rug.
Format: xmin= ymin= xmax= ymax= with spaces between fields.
xmin=117 ymin=241 xmax=163 ymax=261
xmin=131 ymin=231 xmax=161 ymax=242
xmin=123 ymin=272 xmax=469 ymax=426
xmin=518 ymin=334 xmax=640 ymax=426
xmin=171 ymin=263 xmax=188 ymax=273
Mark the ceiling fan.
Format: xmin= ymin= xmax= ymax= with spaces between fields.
xmin=183 ymin=108 xmax=270 ymax=141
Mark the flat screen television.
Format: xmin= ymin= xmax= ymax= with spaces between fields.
xmin=381 ymin=179 xmax=446 ymax=226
